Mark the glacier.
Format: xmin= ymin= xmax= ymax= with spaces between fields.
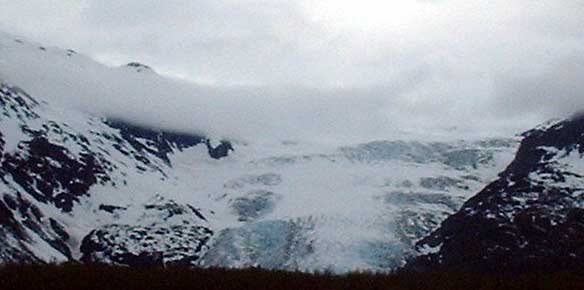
xmin=0 ymin=31 xmax=520 ymax=272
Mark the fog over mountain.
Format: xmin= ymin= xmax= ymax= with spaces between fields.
xmin=1 ymin=0 xmax=582 ymax=142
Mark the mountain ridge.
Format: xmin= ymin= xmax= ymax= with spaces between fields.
xmin=407 ymin=115 xmax=584 ymax=272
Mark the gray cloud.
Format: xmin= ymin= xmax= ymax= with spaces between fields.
xmin=494 ymin=54 xmax=584 ymax=118
xmin=0 ymin=0 xmax=583 ymax=137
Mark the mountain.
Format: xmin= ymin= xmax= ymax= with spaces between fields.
xmin=0 ymin=80 xmax=226 ymax=264
xmin=408 ymin=114 xmax=584 ymax=272
xmin=0 ymin=31 xmax=518 ymax=272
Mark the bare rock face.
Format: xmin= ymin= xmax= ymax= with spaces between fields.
xmin=124 ymin=62 xmax=155 ymax=73
xmin=408 ymin=115 xmax=584 ymax=273
xmin=80 ymin=196 xmax=213 ymax=267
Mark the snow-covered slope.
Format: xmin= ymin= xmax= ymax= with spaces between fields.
xmin=408 ymin=114 xmax=584 ymax=272
xmin=0 ymin=31 xmax=519 ymax=272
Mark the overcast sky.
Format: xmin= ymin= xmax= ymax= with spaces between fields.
xmin=0 ymin=0 xmax=583 ymax=139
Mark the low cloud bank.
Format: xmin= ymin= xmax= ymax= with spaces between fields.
xmin=0 ymin=21 xmax=581 ymax=144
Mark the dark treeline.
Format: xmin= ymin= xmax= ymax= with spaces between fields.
xmin=1 ymin=263 xmax=584 ymax=290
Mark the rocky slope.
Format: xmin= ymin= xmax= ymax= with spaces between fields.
xmin=408 ymin=114 xmax=584 ymax=272
xmin=0 ymin=81 xmax=225 ymax=265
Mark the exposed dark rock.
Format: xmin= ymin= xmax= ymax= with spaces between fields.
xmin=143 ymin=198 xmax=208 ymax=222
xmin=106 ymin=119 xmax=233 ymax=163
xmin=49 ymin=218 xmax=69 ymax=241
xmin=407 ymin=116 xmax=584 ymax=273
xmin=187 ymin=205 xmax=207 ymax=222
xmin=81 ymin=197 xmax=212 ymax=267
xmin=206 ymin=140 xmax=234 ymax=159
xmin=124 ymin=62 xmax=154 ymax=73
xmin=80 ymin=224 xmax=213 ymax=267
xmin=98 ymin=204 xmax=127 ymax=214
xmin=0 ymin=200 xmax=19 ymax=234
xmin=105 ymin=119 xmax=205 ymax=164
xmin=1 ymin=137 xmax=108 ymax=212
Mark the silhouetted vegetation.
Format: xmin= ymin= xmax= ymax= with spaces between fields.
xmin=1 ymin=263 xmax=584 ymax=290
